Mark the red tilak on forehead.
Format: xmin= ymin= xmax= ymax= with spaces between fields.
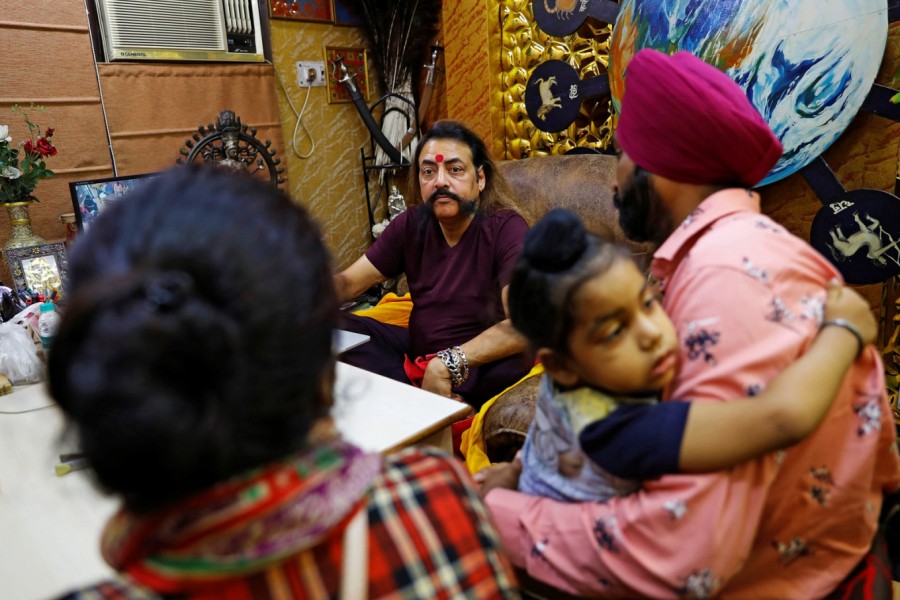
xmin=435 ymin=154 xmax=444 ymax=163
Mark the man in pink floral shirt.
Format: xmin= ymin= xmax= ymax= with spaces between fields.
xmin=484 ymin=49 xmax=900 ymax=598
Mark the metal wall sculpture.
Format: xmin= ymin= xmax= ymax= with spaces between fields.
xmin=177 ymin=110 xmax=286 ymax=189
xmin=496 ymin=0 xmax=616 ymax=158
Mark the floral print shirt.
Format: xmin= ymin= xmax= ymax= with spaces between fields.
xmin=486 ymin=189 xmax=900 ymax=599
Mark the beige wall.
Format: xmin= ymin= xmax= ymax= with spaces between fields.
xmin=268 ymin=19 xmax=379 ymax=270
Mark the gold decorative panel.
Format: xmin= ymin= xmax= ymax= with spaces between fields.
xmin=443 ymin=0 xmax=494 ymax=140
xmin=491 ymin=0 xmax=614 ymax=159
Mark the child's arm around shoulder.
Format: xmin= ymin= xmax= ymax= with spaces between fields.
xmin=678 ymin=280 xmax=876 ymax=472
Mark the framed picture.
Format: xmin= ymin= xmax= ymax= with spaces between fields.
xmin=269 ymin=0 xmax=333 ymax=22
xmin=325 ymin=46 xmax=369 ymax=103
xmin=68 ymin=172 xmax=158 ymax=234
xmin=331 ymin=0 xmax=365 ymax=26
xmin=4 ymin=242 xmax=69 ymax=298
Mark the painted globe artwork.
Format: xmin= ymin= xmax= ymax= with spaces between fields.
xmin=609 ymin=0 xmax=889 ymax=186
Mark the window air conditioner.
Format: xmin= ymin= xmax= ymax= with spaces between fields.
xmin=93 ymin=0 xmax=266 ymax=63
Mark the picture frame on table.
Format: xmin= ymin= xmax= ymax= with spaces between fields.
xmin=68 ymin=172 xmax=158 ymax=234
xmin=4 ymin=242 xmax=69 ymax=298
xmin=269 ymin=0 xmax=333 ymax=22
xmin=331 ymin=0 xmax=365 ymax=26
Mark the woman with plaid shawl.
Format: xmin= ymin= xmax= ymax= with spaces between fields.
xmin=50 ymin=166 xmax=519 ymax=600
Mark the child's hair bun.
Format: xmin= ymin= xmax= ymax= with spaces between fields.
xmin=521 ymin=208 xmax=588 ymax=272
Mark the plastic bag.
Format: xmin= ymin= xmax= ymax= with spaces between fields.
xmin=0 ymin=318 xmax=45 ymax=384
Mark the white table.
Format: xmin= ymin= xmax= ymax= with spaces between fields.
xmin=333 ymin=329 xmax=370 ymax=354
xmin=0 ymin=363 xmax=470 ymax=600
xmin=0 ymin=385 xmax=117 ymax=600
xmin=333 ymin=362 xmax=471 ymax=453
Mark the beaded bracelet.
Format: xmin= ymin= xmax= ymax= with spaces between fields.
xmin=820 ymin=318 xmax=865 ymax=360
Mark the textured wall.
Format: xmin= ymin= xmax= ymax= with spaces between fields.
xmin=269 ymin=20 xmax=379 ymax=270
xmin=0 ymin=2 xmax=290 ymax=269
xmin=442 ymin=0 xmax=495 ymax=148
xmin=98 ymin=63 xmax=283 ymax=178
xmin=0 ymin=4 xmax=428 ymax=274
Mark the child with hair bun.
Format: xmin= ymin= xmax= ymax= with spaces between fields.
xmin=502 ymin=208 xmax=876 ymax=502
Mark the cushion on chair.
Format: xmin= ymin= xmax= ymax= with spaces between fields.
xmin=460 ymin=363 xmax=543 ymax=474
xmin=351 ymin=292 xmax=412 ymax=327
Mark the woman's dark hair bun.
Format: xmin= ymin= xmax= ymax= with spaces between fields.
xmin=521 ymin=208 xmax=588 ymax=272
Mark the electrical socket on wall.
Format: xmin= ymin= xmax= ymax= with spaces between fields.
xmin=296 ymin=61 xmax=326 ymax=87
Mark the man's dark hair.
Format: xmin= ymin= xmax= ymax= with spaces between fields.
xmin=49 ymin=165 xmax=338 ymax=512
xmin=408 ymin=119 xmax=524 ymax=217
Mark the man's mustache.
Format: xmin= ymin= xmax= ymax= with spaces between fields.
xmin=422 ymin=188 xmax=478 ymax=218
xmin=427 ymin=189 xmax=465 ymax=204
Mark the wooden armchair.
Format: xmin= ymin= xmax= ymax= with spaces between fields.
xmin=497 ymin=152 xmax=652 ymax=260
xmin=462 ymin=153 xmax=651 ymax=470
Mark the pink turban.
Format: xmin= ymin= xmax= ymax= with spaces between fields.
xmin=616 ymin=49 xmax=783 ymax=187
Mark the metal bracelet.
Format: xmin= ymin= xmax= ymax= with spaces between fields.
xmin=452 ymin=345 xmax=470 ymax=384
xmin=437 ymin=348 xmax=464 ymax=388
xmin=820 ymin=318 xmax=865 ymax=360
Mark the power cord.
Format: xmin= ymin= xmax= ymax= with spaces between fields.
xmin=274 ymin=67 xmax=316 ymax=159
xmin=0 ymin=404 xmax=54 ymax=414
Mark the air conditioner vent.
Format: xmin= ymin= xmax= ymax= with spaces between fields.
xmin=93 ymin=0 xmax=265 ymax=62
xmin=106 ymin=0 xmax=225 ymax=50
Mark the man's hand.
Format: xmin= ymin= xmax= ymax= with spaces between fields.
xmin=422 ymin=356 xmax=453 ymax=397
xmin=474 ymin=457 xmax=523 ymax=497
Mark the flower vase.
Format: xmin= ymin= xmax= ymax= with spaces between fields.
xmin=4 ymin=201 xmax=47 ymax=250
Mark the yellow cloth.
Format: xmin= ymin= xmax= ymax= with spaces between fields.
xmin=460 ymin=363 xmax=544 ymax=475
xmin=352 ymin=293 xmax=412 ymax=327
xmin=356 ymin=291 xmax=540 ymax=475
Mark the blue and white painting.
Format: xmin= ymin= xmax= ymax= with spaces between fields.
xmin=609 ymin=0 xmax=888 ymax=186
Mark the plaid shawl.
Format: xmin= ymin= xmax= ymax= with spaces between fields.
xmin=60 ymin=444 xmax=519 ymax=599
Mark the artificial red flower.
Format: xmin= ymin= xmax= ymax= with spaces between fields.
xmin=36 ymin=138 xmax=57 ymax=157
xmin=0 ymin=106 xmax=59 ymax=203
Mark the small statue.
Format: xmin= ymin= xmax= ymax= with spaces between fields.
xmin=388 ymin=186 xmax=406 ymax=220
xmin=178 ymin=110 xmax=285 ymax=189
